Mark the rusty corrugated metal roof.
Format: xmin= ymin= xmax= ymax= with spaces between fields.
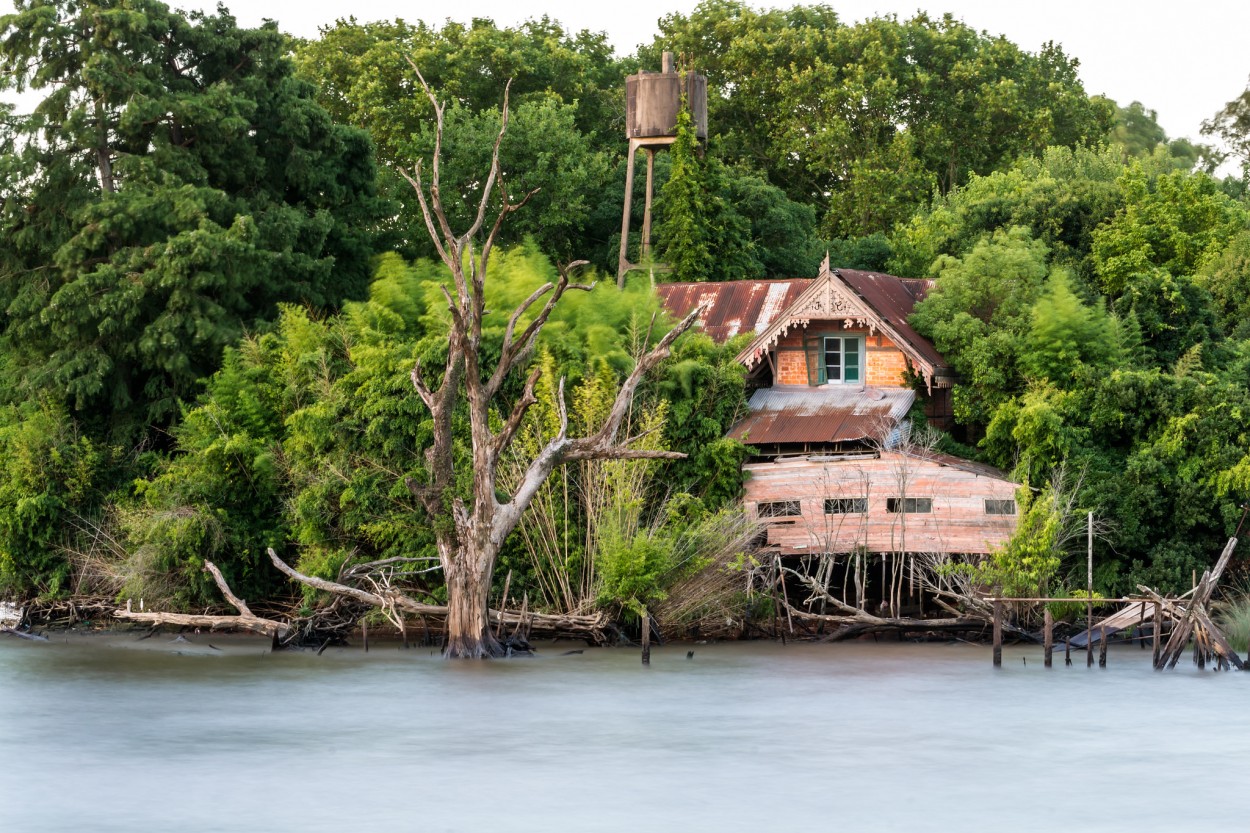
xmin=655 ymin=279 xmax=811 ymax=342
xmin=835 ymin=269 xmax=946 ymax=370
xmin=903 ymin=449 xmax=1013 ymax=481
xmin=727 ymin=386 xmax=915 ymax=445
xmin=656 ymin=270 xmax=948 ymax=377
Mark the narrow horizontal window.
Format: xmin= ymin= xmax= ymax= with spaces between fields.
xmin=985 ymin=499 xmax=1017 ymax=515
xmin=886 ymin=497 xmax=932 ymax=514
xmin=757 ymin=500 xmax=802 ymax=519
xmin=825 ymin=498 xmax=867 ymax=514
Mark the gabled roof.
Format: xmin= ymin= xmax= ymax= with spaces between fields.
xmin=836 ymin=269 xmax=945 ymax=371
xmin=727 ymin=385 xmax=915 ymax=446
xmin=654 ymin=279 xmax=810 ymax=342
xmin=656 ymin=259 xmax=952 ymax=388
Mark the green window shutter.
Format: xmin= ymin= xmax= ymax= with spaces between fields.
xmin=803 ymin=335 xmax=825 ymax=385
xmin=844 ymin=337 xmax=860 ymax=382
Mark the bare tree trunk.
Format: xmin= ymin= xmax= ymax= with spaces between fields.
xmin=443 ymin=551 xmax=504 ymax=658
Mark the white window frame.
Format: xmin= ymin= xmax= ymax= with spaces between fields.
xmin=823 ymin=335 xmax=862 ymax=385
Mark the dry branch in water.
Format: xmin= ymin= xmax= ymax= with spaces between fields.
xmin=112 ymin=560 xmax=290 ymax=640
xmin=266 ymin=549 xmax=616 ymax=645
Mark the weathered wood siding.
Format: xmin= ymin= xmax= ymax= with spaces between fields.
xmin=773 ymin=325 xmax=910 ymax=388
xmin=745 ymin=455 xmax=1019 ymax=555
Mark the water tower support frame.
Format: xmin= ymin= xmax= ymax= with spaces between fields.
xmin=617 ymin=135 xmax=676 ymax=287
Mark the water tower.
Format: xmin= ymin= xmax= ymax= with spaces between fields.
xmin=616 ymin=51 xmax=708 ymax=286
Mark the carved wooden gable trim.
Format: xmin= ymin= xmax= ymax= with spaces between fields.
xmin=734 ymin=258 xmax=939 ymax=389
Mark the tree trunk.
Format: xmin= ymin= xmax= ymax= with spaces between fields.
xmin=443 ymin=554 xmax=504 ymax=659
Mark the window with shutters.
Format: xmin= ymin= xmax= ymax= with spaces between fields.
xmin=824 ymin=335 xmax=861 ymax=383
xmin=803 ymin=333 xmax=863 ymax=385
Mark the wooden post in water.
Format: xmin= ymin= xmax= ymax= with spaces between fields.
xmin=1098 ymin=627 xmax=1108 ymax=668
xmin=495 ymin=569 xmax=512 ymax=641
xmin=1043 ymin=607 xmax=1054 ymax=668
xmin=992 ymin=601 xmax=1003 ymax=668
xmin=1087 ymin=511 xmax=1094 ymax=668
xmin=1153 ymin=601 xmax=1163 ymax=668
xmin=641 ymin=606 xmax=651 ymax=666
xmin=362 ymin=618 xmax=369 ymax=653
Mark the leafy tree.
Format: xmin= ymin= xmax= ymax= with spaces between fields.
xmin=1202 ymin=77 xmax=1250 ymax=179
xmin=650 ymin=3 xmax=1112 ymax=237
xmin=0 ymin=403 xmax=117 ymax=596
xmin=889 ymin=145 xmax=1131 ymax=281
xmin=909 ymin=227 xmax=1050 ymax=426
xmin=1022 ymin=269 xmax=1122 ymax=387
xmin=293 ymin=16 xmax=623 ymax=264
xmin=657 ymin=107 xmax=735 ymax=280
xmin=1195 ymin=229 xmax=1250 ymax=339
xmin=1109 ymin=99 xmax=1213 ymax=171
xmin=0 ymin=0 xmax=382 ymax=431
xmin=1090 ymin=166 xmax=1247 ymax=297
xmin=643 ymin=0 xmax=844 ymax=202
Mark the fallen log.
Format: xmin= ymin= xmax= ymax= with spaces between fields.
xmin=266 ymin=548 xmax=615 ymax=646
xmin=1 ymin=626 xmax=48 ymax=641
xmin=113 ymin=561 xmax=290 ymax=640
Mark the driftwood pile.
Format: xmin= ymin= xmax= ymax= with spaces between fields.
xmin=1141 ymin=536 xmax=1242 ymax=671
xmin=109 ymin=549 xmax=616 ymax=649
xmin=777 ymin=560 xmax=998 ymax=642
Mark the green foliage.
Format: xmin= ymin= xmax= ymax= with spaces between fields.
xmin=1022 ymin=270 xmax=1122 ymax=387
xmin=1202 ymin=78 xmax=1250 ymax=180
xmin=1196 ymin=230 xmax=1250 ymax=339
xmin=889 ymin=145 xmax=1132 ymax=281
xmin=962 ymin=487 xmax=1063 ymax=598
xmin=655 ymin=107 xmax=756 ymax=281
xmin=651 ymin=3 xmax=1111 ymax=236
xmin=0 ymin=403 xmax=114 ymax=596
xmin=1216 ymin=585 xmax=1250 ymax=653
xmin=823 ymin=233 xmax=894 ymax=272
xmin=0 ymin=0 xmax=383 ymax=431
xmin=1109 ymin=99 xmax=1214 ymax=171
xmin=595 ymin=496 xmax=742 ymax=616
xmin=293 ymin=16 xmax=623 ymax=264
xmin=910 ymin=227 xmax=1050 ymax=425
xmin=1090 ymin=166 xmax=1247 ymax=298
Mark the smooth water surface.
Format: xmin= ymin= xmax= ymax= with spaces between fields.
xmin=1 ymin=633 xmax=1247 ymax=832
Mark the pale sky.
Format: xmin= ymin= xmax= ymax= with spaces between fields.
xmin=3 ymin=0 xmax=1249 ymax=150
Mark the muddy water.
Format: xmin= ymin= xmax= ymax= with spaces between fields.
xmin=0 ymin=634 xmax=1247 ymax=832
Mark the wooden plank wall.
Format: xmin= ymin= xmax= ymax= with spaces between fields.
xmin=745 ymin=454 xmax=1019 ymax=555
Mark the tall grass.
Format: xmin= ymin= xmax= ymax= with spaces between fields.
xmin=1215 ymin=588 xmax=1250 ymax=653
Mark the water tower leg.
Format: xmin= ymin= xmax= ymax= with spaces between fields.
xmin=641 ymin=148 xmax=656 ymax=261
xmin=617 ymin=141 xmax=638 ymax=287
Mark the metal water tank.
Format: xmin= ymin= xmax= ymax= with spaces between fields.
xmin=625 ymin=52 xmax=708 ymax=140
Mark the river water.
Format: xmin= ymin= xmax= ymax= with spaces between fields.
xmin=0 ymin=633 xmax=1246 ymax=831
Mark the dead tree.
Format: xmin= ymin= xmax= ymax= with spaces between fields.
xmin=339 ymin=63 xmax=702 ymax=658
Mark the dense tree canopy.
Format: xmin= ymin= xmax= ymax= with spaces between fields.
xmin=2 ymin=0 xmax=1248 ymax=610
xmin=0 ymin=0 xmax=383 ymax=432
xmin=647 ymin=2 xmax=1113 ymax=236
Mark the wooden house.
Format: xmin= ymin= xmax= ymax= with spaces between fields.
xmin=656 ymin=259 xmax=1020 ymax=563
